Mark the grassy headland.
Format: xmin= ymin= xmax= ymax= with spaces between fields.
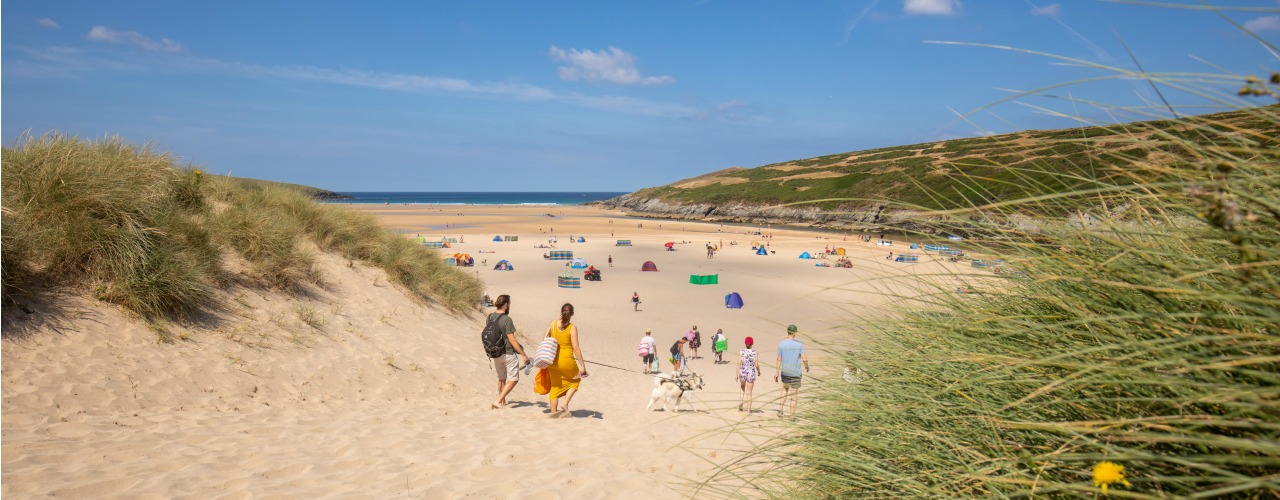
xmin=609 ymin=105 xmax=1280 ymax=231
xmin=1 ymin=133 xmax=480 ymax=324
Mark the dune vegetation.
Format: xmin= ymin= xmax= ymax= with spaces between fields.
xmin=699 ymin=59 xmax=1280 ymax=497
xmin=1 ymin=133 xmax=482 ymax=328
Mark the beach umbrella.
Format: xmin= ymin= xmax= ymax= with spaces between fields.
xmin=664 ymin=242 xmax=674 ymax=248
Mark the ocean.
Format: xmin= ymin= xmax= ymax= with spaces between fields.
xmin=328 ymin=192 xmax=628 ymax=206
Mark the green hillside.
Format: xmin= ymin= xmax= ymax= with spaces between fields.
xmin=629 ymin=105 xmax=1279 ymax=212
xmin=225 ymin=177 xmax=351 ymax=200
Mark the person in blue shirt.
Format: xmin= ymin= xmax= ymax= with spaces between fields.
xmin=774 ymin=324 xmax=809 ymax=418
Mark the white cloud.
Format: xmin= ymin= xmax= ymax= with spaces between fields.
xmin=549 ymin=46 xmax=674 ymax=85
xmin=1243 ymin=16 xmax=1280 ymax=32
xmin=1031 ymin=4 xmax=1061 ymax=18
xmin=903 ymin=0 xmax=958 ymax=15
xmin=37 ymin=18 xmax=60 ymax=28
xmin=86 ymin=26 xmax=183 ymax=53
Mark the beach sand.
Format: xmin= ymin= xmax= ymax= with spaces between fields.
xmin=2 ymin=204 xmax=968 ymax=498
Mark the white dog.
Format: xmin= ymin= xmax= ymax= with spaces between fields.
xmin=646 ymin=372 xmax=704 ymax=412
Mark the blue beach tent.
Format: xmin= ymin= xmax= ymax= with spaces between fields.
xmin=492 ymin=235 xmax=503 ymax=242
xmin=756 ymin=246 xmax=768 ymax=256
xmin=799 ymin=252 xmax=812 ymax=259
xmin=725 ymin=292 xmax=744 ymax=309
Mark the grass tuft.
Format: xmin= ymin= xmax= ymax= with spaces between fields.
xmin=704 ymin=34 xmax=1280 ymax=500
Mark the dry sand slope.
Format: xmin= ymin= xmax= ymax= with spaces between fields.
xmin=3 ymin=206 xmax=963 ymax=498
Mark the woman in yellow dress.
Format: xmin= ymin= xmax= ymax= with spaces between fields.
xmin=545 ymin=303 xmax=587 ymax=417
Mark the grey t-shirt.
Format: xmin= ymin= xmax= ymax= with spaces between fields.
xmin=488 ymin=313 xmax=517 ymax=355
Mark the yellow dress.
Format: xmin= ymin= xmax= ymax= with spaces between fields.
xmin=548 ymin=320 xmax=579 ymax=400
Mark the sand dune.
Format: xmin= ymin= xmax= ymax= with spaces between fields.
xmin=3 ymin=205 xmax=967 ymax=497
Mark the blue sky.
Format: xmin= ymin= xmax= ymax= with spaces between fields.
xmin=4 ymin=1 xmax=1278 ymax=192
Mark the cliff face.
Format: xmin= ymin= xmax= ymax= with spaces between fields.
xmin=595 ymin=194 xmax=1049 ymax=235
xmin=597 ymin=194 xmax=922 ymax=230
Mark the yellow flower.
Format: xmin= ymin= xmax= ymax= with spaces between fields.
xmin=193 ymin=169 xmax=203 ymax=177
xmin=1093 ymin=461 xmax=1130 ymax=494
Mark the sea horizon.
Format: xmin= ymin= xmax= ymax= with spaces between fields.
xmin=327 ymin=191 xmax=629 ymax=206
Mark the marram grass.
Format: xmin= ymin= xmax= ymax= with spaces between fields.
xmin=700 ymin=79 xmax=1279 ymax=499
xmin=2 ymin=132 xmax=481 ymax=324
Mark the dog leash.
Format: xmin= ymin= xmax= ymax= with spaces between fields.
xmin=583 ymin=360 xmax=651 ymax=376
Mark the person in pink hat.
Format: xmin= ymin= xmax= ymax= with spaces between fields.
xmin=735 ymin=336 xmax=760 ymax=412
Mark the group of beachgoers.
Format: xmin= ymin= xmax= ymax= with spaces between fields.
xmin=483 ymin=293 xmax=810 ymax=418
xmin=637 ymin=324 xmax=809 ymax=416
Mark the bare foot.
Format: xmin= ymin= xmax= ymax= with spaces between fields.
xmin=491 ymin=402 xmax=503 ymax=410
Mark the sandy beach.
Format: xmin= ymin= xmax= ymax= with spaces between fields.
xmin=3 ymin=204 xmax=968 ymax=498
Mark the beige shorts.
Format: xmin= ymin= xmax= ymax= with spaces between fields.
xmin=494 ymin=353 xmax=520 ymax=381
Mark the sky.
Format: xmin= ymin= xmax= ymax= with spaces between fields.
xmin=3 ymin=1 xmax=1278 ymax=192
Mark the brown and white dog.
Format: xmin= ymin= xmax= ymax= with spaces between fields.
xmin=646 ymin=372 xmax=704 ymax=412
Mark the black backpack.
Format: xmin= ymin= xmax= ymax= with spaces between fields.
xmin=670 ymin=341 xmax=681 ymax=357
xmin=481 ymin=313 xmax=508 ymax=358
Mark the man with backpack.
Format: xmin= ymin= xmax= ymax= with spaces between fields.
xmin=484 ymin=295 xmax=528 ymax=410
xmin=671 ymin=337 xmax=688 ymax=373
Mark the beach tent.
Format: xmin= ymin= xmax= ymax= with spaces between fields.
xmin=689 ymin=274 xmax=719 ymax=285
xmin=576 ymin=237 xmax=586 ymax=243
xmin=615 ymin=240 xmax=632 ymax=246
xmin=910 ymin=243 xmax=919 ymax=249
xmin=835 ymin=247 xmax=845 ymax=256
xmin=557 ymin=272 xmax=581 ymax=289
xmin=894 ymin=254 xmax=920 ymax=262
xmin=423 ymin=241 xmax=447 ymax=249
xmin=492 ymin=235 xmax=503 ymax=242
xmin=444 ymin=257 xmax=457 ymax=266
xmin=725 ymin=292 xmax=744 ymax=309
xmin=799 ymin=252 xmax=812 ymax=259
xmin=641 ymin=261 xmax=659 ymax=272
xmin=569 ymin=258 xmax=589 ymax=269
xmin=493 ymin=260 xmax=513 ymax=270
xmin=756 ymin=246 xmax=768 ymax=256
xmin=547 ymin=250 xmax=573 ymax=260
xmin=924 ymin=244 xmax=950 ymax=252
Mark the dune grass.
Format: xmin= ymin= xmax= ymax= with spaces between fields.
xmin=2 ymin=132 xmax=481 ymax=324
xmin=700 ymin=58 xmax=1280 ymax=500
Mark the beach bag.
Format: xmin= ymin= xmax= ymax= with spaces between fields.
xmin=650 ymin=357 xmax=661 ymax=373
xmin=714 ymin=336 xmax=727 ymax=353
xmin=480 ymin=313 xmax=508 ymax=358
xmin=532 ymin=337 xmax=559 ymax=369
xmin=534 ymin=368 xmax=551 ymax=395
xmin=638 ymin=340 xmax=651 ymax=357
